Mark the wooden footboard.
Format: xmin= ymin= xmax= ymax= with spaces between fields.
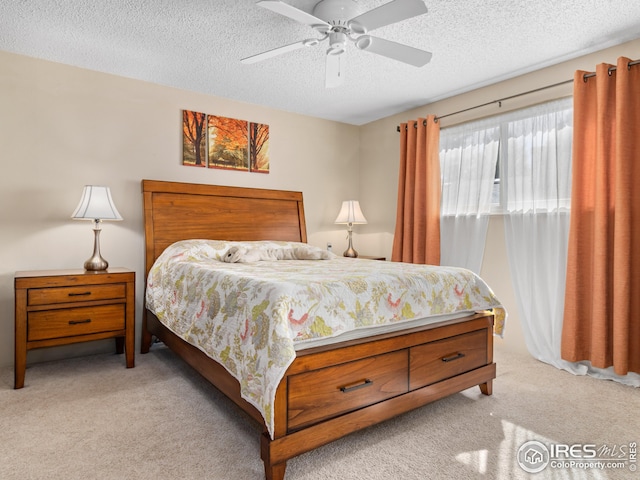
xmin=143 ymin=309 xmax=495 ymax=480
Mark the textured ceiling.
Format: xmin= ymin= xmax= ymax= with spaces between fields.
xmin=2 ymin=0 xmax=640 ymax=125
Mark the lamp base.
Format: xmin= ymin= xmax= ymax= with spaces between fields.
xmin=343 ymin=247 xmax=358 ymax=258
xmin=84 ymin=256 xmax=109 ymax=271
xmin=342 ymin=229 xmax=359 ymax=258
xmin=84 ymin=227 xmax=109 ymax=271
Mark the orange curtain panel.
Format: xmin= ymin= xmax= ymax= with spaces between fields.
xmin=392 ymin=115 xmax=441 ymax=264
xmin=562 ymin=57 xmax=640 ymax=375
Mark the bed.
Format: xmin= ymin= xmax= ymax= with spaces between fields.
xmin=140 ymin=179 xmax=503 ymax=480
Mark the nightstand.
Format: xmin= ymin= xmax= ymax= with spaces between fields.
xmin=14 ymin=268 xmax=135 ymax=389
xmin=355 ymin=255 xmax=386 ymax=261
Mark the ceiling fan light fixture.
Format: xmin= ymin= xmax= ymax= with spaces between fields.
xmin=348 ymin=20 xmax=367 ymax=35
xmin=312 ymin=24 xmax=331 ymax=34
xmin=303 ymin=38 xmax=321 ymax=47
xmin=327 ymin=46 xmax=346 ymax=56
xmin=329 ymin=30 xmax=347 ymax=48
xmin=355 ymin=35 xmax=372 ymax=50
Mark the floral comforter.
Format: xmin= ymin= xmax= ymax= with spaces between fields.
xmin=145 ymin=240 xmax=505 ymax=438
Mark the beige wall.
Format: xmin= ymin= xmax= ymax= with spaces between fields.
xmin=0 ymin=50 xmax=360 ymax=368
xmin=2 ymin=39 xmax=639 ymax=369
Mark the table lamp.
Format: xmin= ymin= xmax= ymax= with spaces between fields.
xmin=334 ymin=200 xmax=367 ymax=257
xmin=71 ymin=185 xmax=123 ymax=271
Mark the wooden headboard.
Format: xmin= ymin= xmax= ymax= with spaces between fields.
xmin=142 ymin=180 xmax=307 ymax=276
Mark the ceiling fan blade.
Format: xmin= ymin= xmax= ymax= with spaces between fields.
xmin=355 ymin=35 xmax=432 ymax=67
xmin=241 ymin=39 xmax=318 ymax=64
xmin=325 ymin=51 xmax=344 ymax=88
xmin=348 ymin=0 xmax=428 ymax=34
xmin=257 ymin=0 xmax=331 ymax=30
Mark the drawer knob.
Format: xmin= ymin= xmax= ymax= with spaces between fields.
xmin=441 ymin=352 xmax=465 ymax=362
xmin=339 ymin=378 xmax=373 ymax=393
xmin=69 ymin=319 xmax=92 ymax=325
xmin=68 ymin=292 xmax=91 ymax=297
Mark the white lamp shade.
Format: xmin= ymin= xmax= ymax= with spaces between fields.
xmin=334 ymin=200 xmax=367 ymax=225
xmin=71 ymin=185 xmax=123 ymax=221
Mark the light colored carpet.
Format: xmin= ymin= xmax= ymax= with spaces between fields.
xmin=1 ymin=345 xmax=637 ymax=480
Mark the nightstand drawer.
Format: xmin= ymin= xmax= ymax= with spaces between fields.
xmin=287 ymin=350 xmax=408 ymax=431
xmin=28 ymin=304 xmax=125 ymax=341
xmin=28 ymin=284 xmax=126 ymax=306
xmin=409 ymin=329 xmax=487 ymax=389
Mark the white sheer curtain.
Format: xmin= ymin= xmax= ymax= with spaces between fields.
xmin=439 ymin=119 xmax=500 ymax=273
xmin=501 ymin=98 xmax=639 ymax=386
xmin=440 ymin=97 xmax=639 ymax=385
xmin=500 ymin=98 xmax=577 ymax=369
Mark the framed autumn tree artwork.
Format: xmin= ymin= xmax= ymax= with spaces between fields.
xmin=208 ymin=116 xmax=249 ymax=171
xmin=182 ymin=110 xmax=270 ymax=173
xmin=249 ymin=122 xmax=269 ymax=173
xmin=182 ymin=111 xmax=207 ymax=167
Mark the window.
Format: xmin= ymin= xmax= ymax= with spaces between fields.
xmin=438 ymin=97 xmax=573 ymax=273
xmin=440 ymin=97 xmax=573 ymax=216
xmin=439 ymin=119 xmax=500 ymax=217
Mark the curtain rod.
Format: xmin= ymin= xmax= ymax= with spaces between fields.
xmin=583 ymin=58 xmax=640 ymax=79
xmin=396 ymin=59 xmax=640 ymax=132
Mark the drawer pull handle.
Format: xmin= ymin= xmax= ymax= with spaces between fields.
xmin=69 ymin=319 xmax=92 ymax=325
xmin=340 ymin=379 xmax=373 ymax=393
xmin=442 ymin=352 xmax=465 ymax=362
xmin=68 ymin=292 xmax=91 ymax=297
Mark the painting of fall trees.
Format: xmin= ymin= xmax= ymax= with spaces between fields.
xmin=249 ymin=122 xmax=269 ymax=173
xmin=208 ymin=116 xmax=249 ymax=171
xmin=182 ymin=111 xmax=206 ymax=167
xmin=182 ymin=110 xmax=269 ymax=173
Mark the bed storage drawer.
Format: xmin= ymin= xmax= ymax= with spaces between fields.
xmin=287 ymin=350 xmax=408 ymax=431
xmin=409 ymin=329 xmax=487 ymax=389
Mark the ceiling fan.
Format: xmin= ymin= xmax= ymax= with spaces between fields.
xmin=241 ymin=0 xmax=432 ymax=88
